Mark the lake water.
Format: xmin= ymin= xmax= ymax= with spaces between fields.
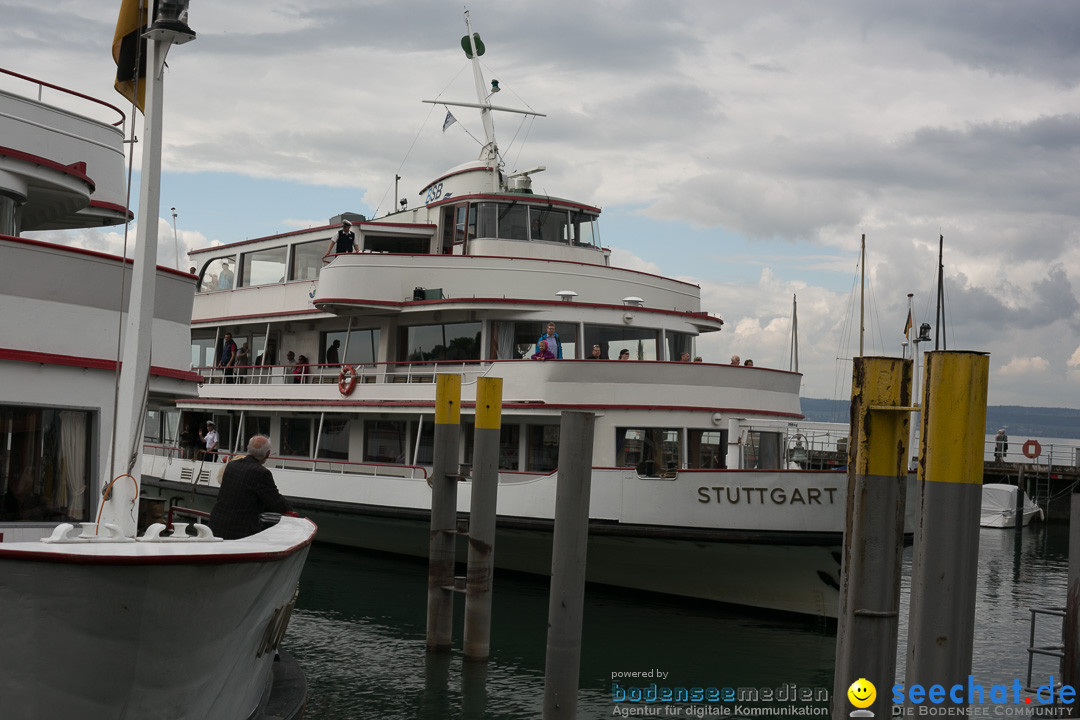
xmin=285 ymin=521 xmax=1074 ymax=719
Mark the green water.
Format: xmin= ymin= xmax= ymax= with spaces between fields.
xmin=286 ymin=523 xmax=1071 ymax=718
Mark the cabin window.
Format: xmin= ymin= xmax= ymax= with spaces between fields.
xmin=291 ymin=240 xmax=325 ymax=281
xmin=363 ymin=234 xmax=431 ymax=254
xmin=616 ymin=427 xmax=681 ymax=475
xmin=199 ymin=257 xmax=236 ymax=292
xmin=496 ymin=203 xmax=528 ymax=241
xmin=280 ymin=416 xmax=312 ymax=457
xmin=409 ymin=421 xmax=435 ymax=466
xmin=246 ymin=415 xmax=272 ymax=440
xmin=463 ymin=423 xmax=521 ymax=471
xmin=399 ymin=322 xmax=481 ymax=362
xmin=364 ymin=421 xmax=407 ymax=464
xmin=525 ymin=424 xmax=560 ymax=472
xmin=240 ymin=246 xmax=287 ymax=287
xmin=475 ymin=203 xmax=498 ymax=239
xmin=688 ymin=429 xmax=727 ymax=469
xmin=322 ymin=329 xmax=380 ymax=365
xmin=144 ymin=409 xmax=180 ymax=447
xmin=584 ymin=325 xmax=659 ymax=361
xmin=317 ymin=418 xmax=350 ymax=460
xmin=0 ymin=405 xmax=93 ymax=523
xmin=530 ymin=207 xmax=570 ymax=244
xmin=569 ymin=210 xmax=600 ymax=247
xmin=666 ymin=332 xmax=694 ymax=362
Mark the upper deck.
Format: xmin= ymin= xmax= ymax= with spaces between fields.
xmin=0 ymin=68 xmax=129 ymax=233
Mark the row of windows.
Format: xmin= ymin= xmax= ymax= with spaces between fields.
xmin=191 ymin=322 xmax=694 ymax=368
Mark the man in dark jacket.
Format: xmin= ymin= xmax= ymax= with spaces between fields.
xmin=209 ymin=435 xmax=294 ymax=539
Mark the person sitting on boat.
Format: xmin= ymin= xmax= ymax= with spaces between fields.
xmin=589 ymin=344 xmax=603 ymax=359
xmin=208 ymin=435 xmax=296 ymax=540
xmin=730 ymin=355 xmax=741 ymax=365
xmin=618 ymin=349 xmax=630 ymax=360
xmin=326 ymin=219 xmax=356 ymax=257
xmin=536 ymin=322 xmax=563 ymax=358
xmin=680 ymin=351 xmax=691 ymax=362
xmin=743 ymin=359 xmax=754 ymax=367
xmin=531 ymin=340 xmax=555 ymax=361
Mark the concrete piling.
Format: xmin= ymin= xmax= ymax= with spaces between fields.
xmin=463 ymin=377 xmax=503 ymax=661
xmin=542 ymin=411 xmax=595 ymax=720
xmin=833 ymin=356 xmax=912 ymax=720
xmin=426 ymin=374 xmax=462 ymax=651
xmin=905 ymin=351 xmax=990 ymax=706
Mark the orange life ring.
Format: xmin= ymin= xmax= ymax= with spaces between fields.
xmin=1022 ymin=439 xmax=1041 ymax=459
xmin=338 ymin=365 xmax=357 ymax=396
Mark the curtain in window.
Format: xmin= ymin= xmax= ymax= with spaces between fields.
xmin=59 ymin=411 xmax=87 ymax=519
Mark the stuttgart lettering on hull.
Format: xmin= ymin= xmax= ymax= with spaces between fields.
xmin=696 ymin=486 xmax=839 ymax=505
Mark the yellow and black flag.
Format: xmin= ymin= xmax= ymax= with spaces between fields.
xmin=112 ymin=0 xmax=150 ymax=112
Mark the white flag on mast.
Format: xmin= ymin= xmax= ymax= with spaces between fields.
xmin=442 ymin=110 xmax=457 ymax=133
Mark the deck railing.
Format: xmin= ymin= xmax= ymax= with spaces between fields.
xmin=142 ymin=443 xmax=428 ymax=480
xmin=0 ymin=67 xmax=126 ymax=127
xmin=194 ymin=360 xmax=494 ymax=387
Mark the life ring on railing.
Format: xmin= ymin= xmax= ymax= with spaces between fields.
xmin=1022 ymin=439 xmax=1041 ymax=459
xmin=338 ymin=365 xmax=357 ymax=396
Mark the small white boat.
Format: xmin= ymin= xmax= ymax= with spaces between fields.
xmin=0 ymin=6 xmax=315 ymax=718
xmin=980 ymin=483 xmax=1043 ymax=528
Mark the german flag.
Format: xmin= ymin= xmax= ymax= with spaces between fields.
xmin=112 ymin=0 xmax=150 ymax=112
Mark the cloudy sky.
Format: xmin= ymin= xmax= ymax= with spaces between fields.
xmin=4 ymin=0 xmax=1080 ymax=409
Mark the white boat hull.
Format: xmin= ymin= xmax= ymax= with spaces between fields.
xmin=980 ymin=483 xmax=1042 ymax=528
xmin=0 ymin=516 xmax=316 ymax=720
xmin=143 ymin=459 xmax=914 ymax=619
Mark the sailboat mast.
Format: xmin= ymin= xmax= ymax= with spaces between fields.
xmin=859 ymin=234 xmax=865 ymax=357
xmin=935 ymin=234 xmax=946 ymax=351
xmin=789 ymin=294 xmax=799 ymax=372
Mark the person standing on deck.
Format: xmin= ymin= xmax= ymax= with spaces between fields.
xmin=995 ymin=429 xmax=1009 ymax=462
xmin=536 ymin=322 xmax=563 ymax=358
xmin=326 ymin=220 xmax=356 ymax=257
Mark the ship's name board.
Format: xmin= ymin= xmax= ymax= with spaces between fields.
xmin=696 ymin=486 xmax=839 ymax=505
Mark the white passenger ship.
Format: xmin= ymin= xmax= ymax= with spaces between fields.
xmin=141 ymin=13 xmax=909 ymax=618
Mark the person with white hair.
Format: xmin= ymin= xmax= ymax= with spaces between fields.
xmin=208 ymin=435 xmax=296 ymax=539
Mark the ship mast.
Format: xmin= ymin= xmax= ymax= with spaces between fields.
xmin=422 ymin=10 xmax=547 ymax=193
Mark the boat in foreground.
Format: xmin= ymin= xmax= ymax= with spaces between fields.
xmin=0 ymin=5 xmax=314 ymax=717
xmin=140 ymin=12 xmax=914 ymax=619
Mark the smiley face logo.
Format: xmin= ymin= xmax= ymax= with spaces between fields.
xmin=847 ymin=678 xmax=876 ymax=709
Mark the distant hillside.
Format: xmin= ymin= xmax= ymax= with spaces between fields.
xmin=800 ymin=398 xmax=1080 ymax=440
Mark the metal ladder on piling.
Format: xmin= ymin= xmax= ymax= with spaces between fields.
xmin=1024 ymin=606 xmax=1064 ymax=693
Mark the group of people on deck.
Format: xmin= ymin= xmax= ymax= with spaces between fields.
xmin=529 ymin=322 xmax=709 ymax=362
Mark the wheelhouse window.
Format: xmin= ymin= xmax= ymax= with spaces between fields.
xmin=585 ymin=324 xmax=659 ymax=361
xmin=399 ymin=322 xmax=481 ymax=362
xmin=496 ymin=203 xmax=528 ymax=241
xmin=291 ymin=240 xmax=325 ymax=281
xmin=616 ymin=427 xmax=681 ymax=475
xmin=475 ymin=203 xmax=498 ymax=238
xmin=494 ymin=321 xmax=577 ymax=360
xmin=570 ymin=210 xmax=600 ymax=247
xmin=530 ymin=207 xmax=570 ymax=244
xmin=0 ymin=405 xmax=93 ymax=523
xmin=241 ymin=246 xmax=287 ymax=287
xmin=199 ymin=257 xmax=236 ymax=292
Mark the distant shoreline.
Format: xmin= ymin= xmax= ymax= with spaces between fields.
xmin=801 ymin=398 xmax=1080 ymax=441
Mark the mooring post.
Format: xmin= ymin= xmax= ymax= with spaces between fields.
xmin=832 ymin=356 xmax=912 ymax=720
xmin=463 ymin=377 xmax=503 ymax=660
xmin=1062 ymin=492 xmax=1080 ymax=718
xmin=905 ymin=351 xmax=989 ymax=707
xmin=426 ymin=374 xmax=462 ymax=651
xmin=542 ymin=411 xmax=595 ymax=720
